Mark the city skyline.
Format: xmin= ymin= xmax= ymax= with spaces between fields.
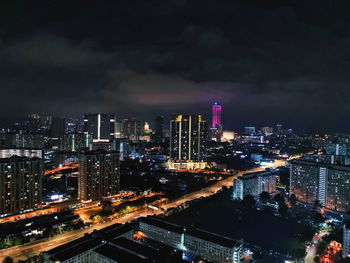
xmin=2 ymin=1 xmax=350 ymax=263
xmin=1 ymin=1 xmax=350 ymax=132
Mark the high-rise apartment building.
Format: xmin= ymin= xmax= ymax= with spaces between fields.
xmin=0 ymin=156 xmax=43 ymax=216
xmin=290 ymin=160 xmax=350 ymax=212
xmin=62 ymin=133 xmax=90 ymax=152
xmin=170 ymin=115 xmax=206 ymax=162
xmin=84 ymin=114 xmax=115 ymax=142
xmin=232 ymin=170 xmax=276 ymax=200
xmin=78 ymin=150 xmax=120 ymax=201
xmin=325 ymin=143 xmax=347 ymax=156
xmin=1 ymin=133 xmax=45 ymax=149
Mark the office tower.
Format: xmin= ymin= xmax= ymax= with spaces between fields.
xmin=50 ymin=117 xmax=66 ymax=138
xmin=0 ymin=156 xmax=43 ymax=216
xmin=244 ymin=126 xmax=256 ymax=135
xmin=211 ymin=102 xmax=222 ymax=129
xmin=290 ymin=160 xmax=350 ymax=212
xmin=232 ymin=170 xmax=276 ymax=200
xmin=84 ymin=113 xmax=115 ymax=142
xmin=344 ymin=223 xmax=350 ymax=258
xmin=155 ymin=115 xmax=164 ymax=141
xmin=78 ymin=150 xmax=119 ymax=201
xmin=170 ymin=115 xmax=206 ymax=163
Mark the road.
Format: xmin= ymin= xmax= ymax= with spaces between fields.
xmin=0 ymin=161 xmax=284 ymax=262
xmin=305 ymin=229 xmax=329 ymax=263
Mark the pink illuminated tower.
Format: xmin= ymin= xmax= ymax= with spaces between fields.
xmin=211 ymin=102 xmax=222 ymax=129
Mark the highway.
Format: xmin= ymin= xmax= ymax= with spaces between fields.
xmin=0 ymin=160 xmax=284 ymax=262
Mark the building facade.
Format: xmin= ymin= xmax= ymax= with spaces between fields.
xmin=0 ymin=156 xmax=43 ymax=216
xmin=139 ymin=217 xmax=243 ymax=263
xmin=78 ymin=150 xmax=120 ymax=201
xmin=211 ymin=102 xmax=222 ymax=129
xmin=184 ymin=228 xmax=243 ymax=263
xmin=290 ymin=160 xmax=350 ymax=212
xmin=84 ymin=113 xmax=115 ymax=142
xmin=62 ymin=133 xmax=91 ymax=152
xmin=232 ymin=170 xmax=276 ymax=200
xmin=169 ymin=115 xmax=207 ymax=167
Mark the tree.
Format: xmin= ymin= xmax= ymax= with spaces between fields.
xmin=313 ymin=200 xmax=321 ymax=211
xmin=12 ymin=236 xmax=22 ymax=246
xmin=313 ymin=256 xmax=320 ymax=263
xmin=274 ymin=193 xmax=285 ymax=203
xmin=289 ymin=194 xmax=297 ymax=206
xmin=278 ymin=202 xmax=289 ymax=216
xmin=339 ymin=258 xmax=350 ymax=263
xmin=101 ymin=200 xmax=113 ymax=212
xmin=314 ymin=213 xmax=324 ymax=223
xmin=2 ymin=257 xmax=13 ymax=263
xmin=259 ymin=191 xmax=270 ymax=203
xmin=242 ymin=194 xmax=256 ymax=209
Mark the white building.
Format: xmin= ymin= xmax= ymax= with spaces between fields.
xmin=232 ymin=170 xmax=276 ymax=200
xmin=184 ymin=228 xmax=243 ymax=263
xmin=139 ymin=217 xmax=184 ymax=250
xmin=139 ymin=217 xmax=243 ymax=263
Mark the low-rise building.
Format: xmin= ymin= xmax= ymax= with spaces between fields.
xmin=139 ymin=217 xmax=184 ymax=250
xmin=184 ymin=228 xmax=243 ymax=263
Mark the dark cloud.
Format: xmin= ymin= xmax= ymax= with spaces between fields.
xmin=0 ymin=0 xmax=350 ymax=132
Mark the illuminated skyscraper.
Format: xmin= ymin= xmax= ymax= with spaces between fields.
xmin=170 ymin=115 xmax=206 ymax=163
xmin=83 ymin=113 xmax=115 ymax=142
xmin=211 ymin=102 xmax=222 ymax=129
xmin=78 ymin=150 xmax=120 ymax=201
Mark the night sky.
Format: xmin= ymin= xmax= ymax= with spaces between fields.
xmin=1 ymin=0 xmax=350 ymax=132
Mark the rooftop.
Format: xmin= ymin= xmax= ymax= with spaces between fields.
xmin=140 ymin=217 xmax=184 ymax=234
xmin=94 ymin=243 xmax=151 ymax=263
xmin=186 ymin=228 xmax=239 ymax=248
xmin=47 ymin=235 xmax=102 ymax=262
xmin=291 ymin=159 xmax=350 ymax=171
